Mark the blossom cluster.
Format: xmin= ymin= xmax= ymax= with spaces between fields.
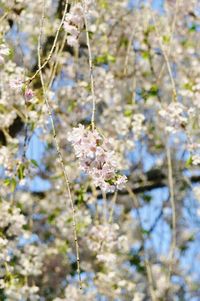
xmin=63 ymin=4 xmax=84 ymax=47
xmin=86 ymin=223 xmax=128 ymax=264
xmin=87 ymin=223 xmax=119 ymax=253
xmin=9 ymin=79 xmax=24 ymax=92
xmin=53 ymin=285 xmax=95 ymax=301
xmin=68 ymin=124 xmax=127 ymax=192
xmin=159 ymin=102 xmax=188 ymax=133
xmin=1 ymin=0 xmax=200 ymax=299
xmin=132 ymin=113 xmax=146 ymax=139
xmin=0 ymin=43 xmax=10 ymax=65
xmin=10 ymin=79 xmax=34 ymax=102
xmin=0 ymin=200 xmax=26 ymax=237
xmin=0 ymin=146 xmax=13 ymax=176
xmin=4 ymin=284 xmax=40 ymax=301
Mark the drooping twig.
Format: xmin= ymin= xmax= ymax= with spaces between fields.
xmin=82 ymin=1 xmax=96 ymax=131
xmin=151 ymin=12 xmax=178 ymax=102
xmin=126 ymin=185 xmax=157 ymax=301
xmin=37 ymin=1 xmax=82 ymax=289
xmin=28 ymin=0 xmax=69 ymax=84
xmin=166 ymin=145 xmax=176 ymax=283
xmin=158 ymin=0 xmax=180 ymax=81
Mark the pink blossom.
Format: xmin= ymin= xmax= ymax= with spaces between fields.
xmin=67 ymin=36 xmax=79 ymax=48
xmin=68 ymin=124 xmax=127 ymax=192
xmin=25 ymin=88 xmax=34 ymax=101
xmin=63 ymin=23 xmax=79 ymax=38
xmin=66 ymin=14 xmax=84 ymax=28
xmin=63 ymin=3 xmax=84 ymax=47
xmin=115 ymin=175 xmax=128 ymax=190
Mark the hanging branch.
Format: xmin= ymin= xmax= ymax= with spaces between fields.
xmin=158 ymin=0 xmax=180 ymax=81
xmin=166 ymin=145 xmax=176 ymax=283
xmin=27 ymin=0 xmax=69 ymax=84
xmin=126 ymin=185 xmax=157 ymax=301
xmin=37 ymin=0 xmax=82 ymax=290
xmin=151 ymin=12 xmax=178 ymax=102
xmin=82 ymin=1 xmax=96 ymax=131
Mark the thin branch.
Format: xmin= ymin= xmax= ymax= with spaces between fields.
xmin=0 ymin=12 xmax=8 ymax=23
xmin=124 ymin=30 xmax=135 ymax=76
xmin=158 ymin=0 xmax=180 ymax=81
xmin=166 ymin=145 xmax=176 ymax=282
xmin=28 ymin=0 xmax=68 ymax=84
xmin=126 ymin=185 xmax=157 ymax=301
xmin=108 ymin=190 xmax=118 ymax=223
xmin=82 ymin=1 xmax=96 ymax=131
xmin=37 ymin=1 xmax=82 ymax=289
xmin=48 ymin=32 xmax=67 ymax=88
xmin=151 ymin=12 xmax=178 ymax=102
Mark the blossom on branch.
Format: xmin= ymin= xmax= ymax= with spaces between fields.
xmin=68 ymin=124 xmax=127 ymax=192
xmin=24 ymin=88 xmax=34 ymax=101
xmin=63 ymin=4 xmax=84 ymax=47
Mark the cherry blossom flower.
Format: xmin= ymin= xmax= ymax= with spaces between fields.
xmin=66 ymin=35 xmax=79 ymax=48
xmin=25 ymin=88 xmax=34 ymax=101
xmin=68 ymin=124 xmax=127 ymax=192
xmin=159 ymin=102 xmax=188 ymax=133
xmin=63 ymin=3 xmax=84 ymax=47
xmin=132 ymin=113 xmax=146 ymax=139
xmin=1 ymin=0 xmax=200 ymax=299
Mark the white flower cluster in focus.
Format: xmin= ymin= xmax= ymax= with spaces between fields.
xmin=68 ymin=124 xmax=127 ymax=192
